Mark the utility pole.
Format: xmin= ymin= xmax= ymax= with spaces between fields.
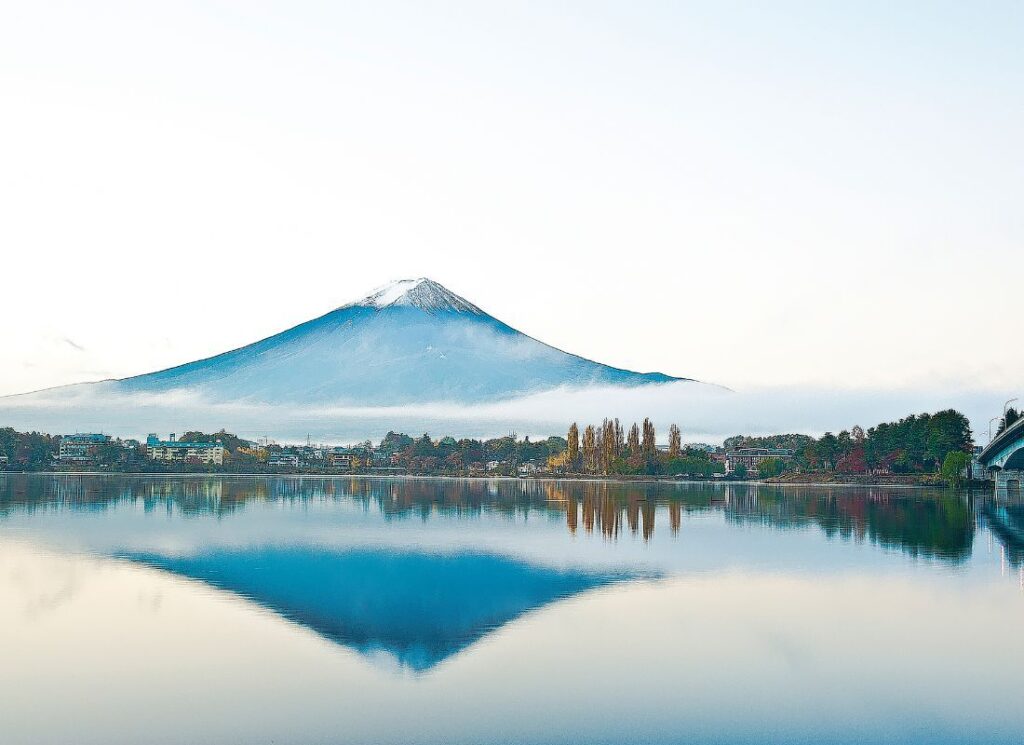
xmin=509 ymin=430 xmax=518 ymax=475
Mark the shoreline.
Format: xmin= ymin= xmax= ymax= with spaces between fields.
xmin=0 ymin=469 xmax=977 ymax=490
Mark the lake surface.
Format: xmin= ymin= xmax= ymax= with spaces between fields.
xmin=1 ymin=474 xmax=1022 ymax=745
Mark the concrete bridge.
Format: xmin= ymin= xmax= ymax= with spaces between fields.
xmin=978 ymin=417 xmax=1024 ymax=494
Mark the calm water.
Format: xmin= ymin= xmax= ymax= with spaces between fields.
xmin=1 ymin=475 xmax=1022 ymax=745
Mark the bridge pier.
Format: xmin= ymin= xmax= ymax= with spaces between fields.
xmin=995 ymin=469 xmax=1024 ymax=498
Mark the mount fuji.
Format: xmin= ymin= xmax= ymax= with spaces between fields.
xmin=92 ymin=278 xmax=686 ymax=406
xmin=1 ymin=278 xmax=716 ymax=439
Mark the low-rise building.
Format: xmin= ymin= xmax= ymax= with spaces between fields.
xmin=146 ymin=433 xmax=224 ymax=465
xmin=723 ymin=447 xmax=794 ymax=475
xmin=328 ymin=448 xmax=355 ymax=469
xmin=295 ymin=446 xmax=327 ymax=463
xmin=59 ymin=433 xmax=111 ymax=462
xmin=268 ymin=451 xmax=301 ymax=468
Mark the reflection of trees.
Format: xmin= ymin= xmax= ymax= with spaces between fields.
xmin=0 ymin=475 xmax=979 ymax=561
xmin=717 ymin=484 xmax=975 ymax=561
xmin=540 ymin=481 xmax=975 ymax=559
xmin=669 ymin=503 xmax=681 ymax=536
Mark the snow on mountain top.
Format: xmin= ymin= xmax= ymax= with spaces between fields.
xmin=355 ymin=278 xmax=485 ymax=315
xmin=368 ymin=279 xmax=425 ymax=307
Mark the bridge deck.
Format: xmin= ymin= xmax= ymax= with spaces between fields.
xmin=979 ymin=417 xmax=1024 ymax=468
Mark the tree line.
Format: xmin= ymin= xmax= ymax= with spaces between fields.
xmin=563 ymin=418 xmax=722 ymax=477
xmin=378 ymin=432 xmax=566 ymax=473
xmin=0 ymin=408 xmax=977 ymax=481
xmin=0 ymin=427 xmax=58 ymax=470
xmin=728 ymin=409 xmax=973 ymax=481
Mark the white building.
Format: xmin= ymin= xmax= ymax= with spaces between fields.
xmin=268 ymin=452 xmax=301 ymax=468
xmin=146 ymin=434 xmax=224 ymax=465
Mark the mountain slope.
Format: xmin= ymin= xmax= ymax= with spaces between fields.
xmin=44 ymin=279 xmax=690 ymax=406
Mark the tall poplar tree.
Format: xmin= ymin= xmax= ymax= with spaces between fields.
xmin=668 ymin=424 xmax=681 ymax=458
xmin=601 ymin=418 xmax=616 ymax=474
xmin=627 ymin=423 xmax=640 ymax=456
xmin=642 ymin=418 xmax=656 ymax=456
xmin=567 ymin=423 xmax=579 ymax=469
xmin=582 ymin=425 xmax=597 ymax=473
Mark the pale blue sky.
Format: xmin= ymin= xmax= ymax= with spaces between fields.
xmin=1 ymin=1 xmax=1022 ymax=397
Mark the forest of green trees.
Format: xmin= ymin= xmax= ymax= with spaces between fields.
xmin=0 ymin=427 xmax=57 ymax=470
xmin=723 ymin=409 xmax=974 ymax=481
xmin=797 ymin=409 xmax=972 ymax=474
xmin=377 ymin=432 xmax=566 ymax=473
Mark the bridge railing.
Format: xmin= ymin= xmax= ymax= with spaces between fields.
xmin=980 ymin=416 xmax=1024 ymax=465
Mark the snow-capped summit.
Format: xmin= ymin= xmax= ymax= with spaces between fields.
xmin=356 ymin=278 xmax=484 ymax=315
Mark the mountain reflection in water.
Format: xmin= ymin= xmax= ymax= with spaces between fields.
xmin=2 ymin=474 xmax=1022 ymax=745
xmin=118 ymin=546 xmax=641 ymax=671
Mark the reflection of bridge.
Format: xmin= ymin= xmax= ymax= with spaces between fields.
xmin=980 ymin=498 xmax=1024 ymax=569
xmin=978 ymin=417 xmax=1024 ymax=494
